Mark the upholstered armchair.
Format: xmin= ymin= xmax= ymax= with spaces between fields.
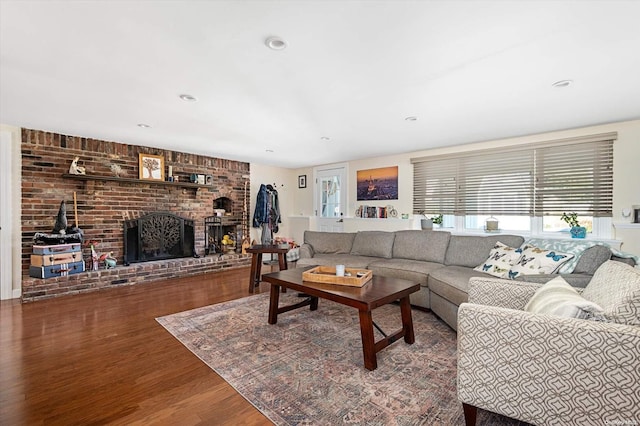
xmin=457 ymin=261 xmax=640 ymax=426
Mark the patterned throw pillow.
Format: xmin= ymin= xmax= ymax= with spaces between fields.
xmin=473 ymin=242 xmax=522 ymax=278
xmin=508 ymin=244 xmax=574 ymax=279
xmin=524 ymin=238 xmax=598 ymax=273
xmin=581 ymin=260 xmax=640 ymax=325
xmin=525 ymin=276 xmax=605 ymax=319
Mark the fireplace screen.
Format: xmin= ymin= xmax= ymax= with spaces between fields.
xmin=123 ymin=212 xmax=195 ymax=264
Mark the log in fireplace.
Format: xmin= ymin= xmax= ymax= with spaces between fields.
xmin=123 ymin=212 xmax=195 ymax=265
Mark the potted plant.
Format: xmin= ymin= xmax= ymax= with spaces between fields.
xmin=561 ymin=212 xmax=586 ymax=238
xmin=431 ymin=214 xmax=443 ymax=227
xmin=419 ymin=211 xmax=433 ymax=229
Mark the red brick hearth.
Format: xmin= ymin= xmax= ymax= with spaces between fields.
xmin=22 ymin=253 xmax=251 ymax=302
xmin=21 ymin=129 xmax=251 ymax=302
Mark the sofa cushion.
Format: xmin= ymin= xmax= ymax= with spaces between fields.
xmin=524 ymin=276 xmax=605 ymax=319
xmin=508 ymin=244 xmax=573 ymax=279
xmin=350 ymin=231 xmax=395 ymax=258
xmin=444 ymin=234 xmax=525 ymax=267
xmin=392 ymin=230 xmax=451 ymax=263
xmin=581 ymin=260 xmax=640 ymax=325
xmin=573 ymin=245 xmax=612 ymax=274
xmin=303 ymin=231 xmax=355 ymax=254
xmin=429 ymin=266 xmax=492 ymax=306
xmin=367 ymin=258 xmax=445 ymax=286
xmin=473 ymin=241 xmax=522 ymax=278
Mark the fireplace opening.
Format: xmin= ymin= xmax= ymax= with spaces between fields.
xmin=204 ymin=216 xmax=241 ymax=255
xmin=123 ymin=212 xmax=195 ymax=264
xmin=213 ymin=196 xmax=233 ymax=212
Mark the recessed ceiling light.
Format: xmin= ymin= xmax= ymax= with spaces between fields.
xmin=179 ymin=94 xmax=197 ymax=101
xmin=137 ymin=123 xmax=151 ymax=128
xmin=320 ymin=136 xmax=331 ymax=141
xmin=265 ymin=36 xmax=287 ymax=51
xmin=405 ymin=116 xmax=418 ymax=121
xmin=552 ymin=80 xmax=573 ymax=88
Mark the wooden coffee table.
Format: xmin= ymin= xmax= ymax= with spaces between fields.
xmin=262 ymin=267 xmax=420 ymax=371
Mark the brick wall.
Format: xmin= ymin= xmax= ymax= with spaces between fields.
xmin=21 ymin=129 xmax=251 ymax=301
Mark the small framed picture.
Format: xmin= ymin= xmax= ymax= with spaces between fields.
xmin=298 ymin=175 xmax=307 ymax=189
xmin=197 ymin=174 xmax=205 ymax=185
xmin=139 ymin=153 xmax=165 ymax=181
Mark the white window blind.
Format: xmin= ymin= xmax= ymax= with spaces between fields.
xmin=412 ymin=132 xmax=615 ymax=217
xmin=535 ymin=140 xmax=614 ymax=217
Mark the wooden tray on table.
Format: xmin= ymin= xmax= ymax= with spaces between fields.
xmin=302 ymin=266 xmax=372 ymax=287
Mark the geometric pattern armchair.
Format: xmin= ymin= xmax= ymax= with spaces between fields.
xmin=457 ymin=273 xmax=640 ymax=426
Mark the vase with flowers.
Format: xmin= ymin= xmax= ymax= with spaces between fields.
xmin=561 ymin=212 xmax=586 ymax=238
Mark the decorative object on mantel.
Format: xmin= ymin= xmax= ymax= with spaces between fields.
xmin=561 ymin=212 xmax=587 ymax=238
xmin=109 ymin=163 xmax=123 ymax=177
xmin=138 ymin=153 xmax=165 ymax=181
xmin=68 ymin=156 xmax=86 ymax=175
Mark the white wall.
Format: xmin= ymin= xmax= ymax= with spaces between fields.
xmin=286 ymin=119 xmax=640 ymax=256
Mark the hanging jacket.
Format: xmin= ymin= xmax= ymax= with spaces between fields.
xmin=252 ymin=184 xmax=269 ymax=228
xmin=268 ymin=185 xmax=281 ymax=233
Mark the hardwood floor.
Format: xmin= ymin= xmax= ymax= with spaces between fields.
xmin=0 ymin=266 xmax=280 ymax=425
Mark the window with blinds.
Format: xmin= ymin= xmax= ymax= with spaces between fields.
xmin=412 ymin=132 xmax=615 ymax=218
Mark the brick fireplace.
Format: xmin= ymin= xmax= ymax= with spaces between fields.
xmin=20 ymin=129 xmax=251 ymax=301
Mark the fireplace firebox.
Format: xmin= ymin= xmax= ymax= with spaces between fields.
xmin=204 ymin=216 xmax=242 ymax=255
xmin=123 ymin=212 xmax=195 ymax=264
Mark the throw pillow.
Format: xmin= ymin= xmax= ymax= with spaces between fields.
xmin=508 ymin=244 xmax=574 ymax=279
xmin=581 ymin=260 xmax=640 ymax=325
xmin=524 ymin=238 xmax=600 ymax=273
xmin=524 ymin=276 xmax=605 ymax=319
xmin=473 ymin=241 xmax=522 ymax=278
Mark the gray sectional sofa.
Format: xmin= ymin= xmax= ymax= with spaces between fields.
xmin=297 ymin=230 xmax=626 ymax=330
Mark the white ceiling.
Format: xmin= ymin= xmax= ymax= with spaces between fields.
xmin=1 ymin=1 xmax=639 ymax=169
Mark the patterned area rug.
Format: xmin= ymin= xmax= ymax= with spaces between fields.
xmin=157 ymin=292 xmax=528 ymax=425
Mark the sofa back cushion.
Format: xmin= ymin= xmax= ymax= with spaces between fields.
xmin=444 ymin=234 xmax=525 ymax=267
xmin=581 ymin=260 xmax=640 ymax=325
xmin=304 ymin=231 xmax=356 ymax=254
xmin=350 ymin=231 xmax=395 ymax=258
xmin=392 ymin=230 xmax=451 ymax=263
xmin=573 ymin=245 xmax=612 ymax=274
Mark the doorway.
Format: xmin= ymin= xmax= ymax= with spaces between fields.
xmin=1 ymin=129 xmax=16 ymax=299
xmin=313 ymin=164 xmax=347 ymax=232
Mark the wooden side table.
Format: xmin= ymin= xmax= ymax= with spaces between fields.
xmin=246 ymin=244 xmax=290 ymax=293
